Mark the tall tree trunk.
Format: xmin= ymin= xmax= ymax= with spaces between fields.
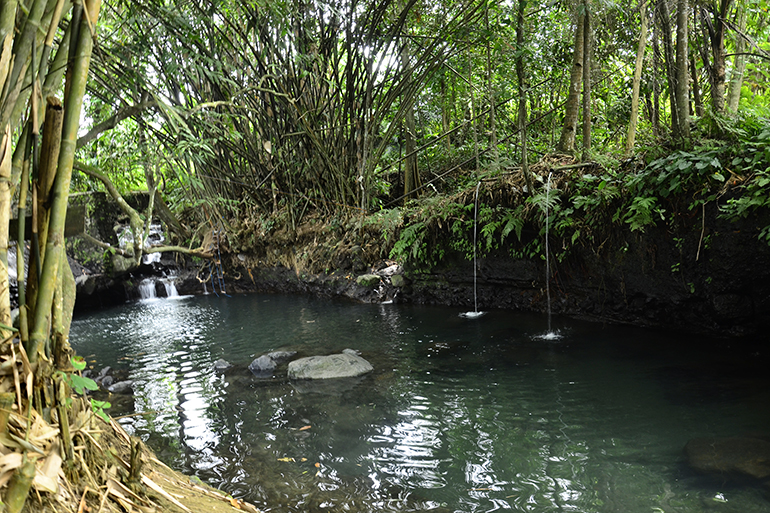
xmin=627 ymin=0 xmax=650 ymax=156
xmin=516 ymin=0 xmax=534 ymax=194
xmin=441 ymin=74 xmax=451 ymax=152
xmin=675 ymin=0 xmax=691 ymax=139
xmin=470 ymin=53 xmax=479 ymax=172
xmin=726 ymin=6 xmax=747 ymax=112
xmin=485 ymin=3 xmax=498 ymax=169
xmin=658 ymin=0 xmax=680 ymax=137
xmin=700 ymin=0 xmax=732 ymax=114
xmin=557 ymin=3 xmax=585 ymax=154
xmin=690 ymin=53 xmax=704 ymax=116
xmin=581 ymin=3 xmax=592 ymax=162
xmin=652 ymin=15 xmax=662 ymax=138
xmin=401 ymin=37 xmax=420 ymax=200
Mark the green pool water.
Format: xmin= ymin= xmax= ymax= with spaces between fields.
xmin=70 ymin=293 xmax=770 ymax=512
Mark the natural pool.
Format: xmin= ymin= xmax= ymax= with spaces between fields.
xmin=70 ymin=293 xmax=770 ymax=512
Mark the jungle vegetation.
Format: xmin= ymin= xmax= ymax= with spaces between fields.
xmin=0 ymin=0 xmax=769 ymax=509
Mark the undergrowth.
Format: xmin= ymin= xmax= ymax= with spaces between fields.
xmin=387 ymin=112 xmax=770 ymax=273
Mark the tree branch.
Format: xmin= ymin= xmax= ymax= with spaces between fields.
xmin=145 ymin=245 xmax=214 ymax=259
xmin=76 ymin=98 xmax=156 ymax=149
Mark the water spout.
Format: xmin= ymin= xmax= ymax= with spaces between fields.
xmin=460 ymin=182 xmax=486 ymax=319
xmin=541 ymin=172 xmax=560 ymax=339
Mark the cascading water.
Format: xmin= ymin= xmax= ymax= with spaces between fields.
xmin=116 ymin=222 xmax=165 ymax=265
xmin=138 ymin=277 xmax=179 ymax=300
xmin=138 ymin=278 xmax=157 ymax=300
xmin=162 ymin=278 xmax=179 ymax=298
xmin=460 ymin=182 xmax=486 ymax=319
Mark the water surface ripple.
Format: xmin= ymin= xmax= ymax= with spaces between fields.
xmin=70 ymin=293 xmax=770 ymax=513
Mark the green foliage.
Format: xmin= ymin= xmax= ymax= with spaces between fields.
xmin=625 ymin=196 xmax=664 ymax=232
xmin=57 ymin=356 xmax=111 ymax=423
xmin=631 ymin=146 xmax=726 ymax=200
xmin=390 ymin=221 xmax=431 ymax=267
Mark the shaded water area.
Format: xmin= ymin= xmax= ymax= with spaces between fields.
xmin=70 ymin=294 xmax=770 ymax=513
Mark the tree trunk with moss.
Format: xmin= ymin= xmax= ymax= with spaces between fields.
xmin=557 ymin=4 xmax=585 ymax=154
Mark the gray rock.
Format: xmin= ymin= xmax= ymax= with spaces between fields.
xmin=685 ymin=437 xmax=770 ymax=481
xmin=213 ymin=359 xmax=232 ymax=372
xmin=108 ymin=380 xmax=134 ymax=394
xmin=356 ymin=274 xmax=381 ymax=287
xmin=249 ymin=355 xmax=277 ymax=376
xmin=111 ymin=254 xmax=136 ymax=274
xmin=97 ymin=366 xmax=112 ymax=379
xmin=100 ymin=375 xmax=114 ymax=388
xmin=266 ymin=350 xmax=297 ymax=364
xmin=342 ymin=348 xmax=360 ymax=356
xmin=288 ymin=353 xmax=373 ymax=380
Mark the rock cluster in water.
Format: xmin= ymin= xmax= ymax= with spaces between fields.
xmin=224 ymin=348 xmax=373 ymax=381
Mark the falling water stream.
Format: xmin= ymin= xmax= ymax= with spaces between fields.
xmin=70 ymin=293 xmax=770 ymax=513
xmin=460 ymin=182 xmax=485 ymax=319
xmin=545 ymin=172 xmax=555 ymax=337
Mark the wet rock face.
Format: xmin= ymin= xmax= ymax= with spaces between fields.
xmin=684 ymin=437 xmax=770 ymax=482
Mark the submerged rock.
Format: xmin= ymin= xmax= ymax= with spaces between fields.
xmin=108 ymin=380 xmax=134 ymax=394
xmin=213 ymin=359 xmax=232 ymax=372
xmin=684 ymin=436 xmax=770 ymax=481
xmin=288 ymin=353 xmax=373 ymax=380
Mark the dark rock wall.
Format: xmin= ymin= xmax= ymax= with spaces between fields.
xmin=405 ymin=208 xmax=770 ymax=336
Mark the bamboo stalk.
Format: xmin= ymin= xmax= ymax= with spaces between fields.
xmin=28 ymin=0 xmax=102 ymax=363
xmin=4 ymin=457 xmax=36 ymax=513
xmin=16 ymin=130 xmax=31 ymax=344
xmin=0 ymin=0 xmax=47 ymax=129
xmin=0 ymin=126 xmax=12 ymax=339
xmin=26 ymin=97 xmax=63 ymax=324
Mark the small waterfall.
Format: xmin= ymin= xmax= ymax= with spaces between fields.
xmin=116 ymin=222 xmax=165 ymax=265
xmin=162 ymin=278 xmax=179 ymax=298
xmin=202 ymin=281 xmax=208 ymax=294
xmin=138 ymin=278 xmax=157 ymax=300
xmin=460 ymin=182 xmax=486 ymax=319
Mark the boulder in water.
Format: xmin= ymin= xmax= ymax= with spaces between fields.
xmin=684 ymin=436 xmax=770 ymax=481
xmin=288 ymin=353 xmax=373 ymax=380
xmin=266 ymin=350 xmax=297 ymax=365
xmin=248 ymin=350 xmax=298 ymax=377
xmin=249 ymin=355 xmax=277 ymax=376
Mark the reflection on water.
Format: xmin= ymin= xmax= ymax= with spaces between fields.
xmin=70 ymin=294 xmax=770 ymax=513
